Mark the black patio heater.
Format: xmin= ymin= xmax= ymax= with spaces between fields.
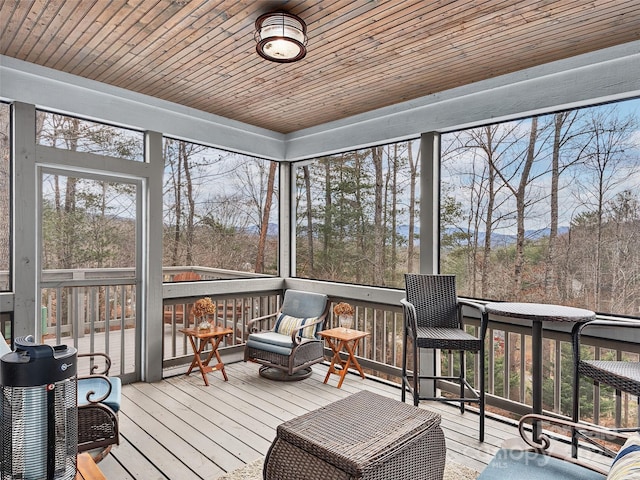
xmin=0 ymin=336 xmax=78 ymax=480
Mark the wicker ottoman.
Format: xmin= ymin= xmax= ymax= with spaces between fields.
xmin=263 ymin=390 xmax=446 ymax=480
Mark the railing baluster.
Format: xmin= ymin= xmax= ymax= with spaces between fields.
xmin=520 ymin=333 xmax=526 ymax=404
xmin=594 ymin=345 xmax=601 ymax=425
xmin=554 ymin=339 xmax=561 ymax=413
xmin=503 ymin=330 xmax=510 ymax=400
xmin=35 ymin=271 xmax=639 ymax=431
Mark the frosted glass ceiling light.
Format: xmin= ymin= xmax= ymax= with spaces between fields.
xmin=255 ymin=12 xmax=307 ymax=63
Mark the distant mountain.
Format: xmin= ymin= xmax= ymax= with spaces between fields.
xmin=397 ymin=225 xmax=569 ymax=247
xmin=396 ymin=225 xmax=413 ymax=239
xmin=242 ymin=223 xmax=279 ymax=236
xmin=255 ymin=223 xmax=570 ymax=247
xmin=476 ymin=226 xmax=570 ymax=247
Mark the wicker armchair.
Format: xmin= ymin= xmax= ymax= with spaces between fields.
xmin=244 ymin=289 xmax=329 ymax=381
xmin=77 ymin=352 xmax=121 ymax=462
xmin=401 ymin=274 xmax=488 ymax=441
xmin=572 ymin=318 xmax=640 ymax=456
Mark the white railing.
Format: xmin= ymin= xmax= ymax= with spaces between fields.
xmin=8 ymin=267 xmax=638 ymax=431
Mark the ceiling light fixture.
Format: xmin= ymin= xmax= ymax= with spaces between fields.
xmin=255 ymin=12 xmax=307 ymax=63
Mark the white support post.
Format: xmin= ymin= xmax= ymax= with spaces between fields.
xmin=143 ymin=130 xmax=164 ymax=382
xmin=279 ymin=161 xmax=292 ymax=278
xmin=12 ymin=102 xmax=38 ymax=339
xmin=419 ymin=131 xmax=441 ymax=397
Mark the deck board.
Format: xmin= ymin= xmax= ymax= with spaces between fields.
xmin=97 ymin=360 xmax=611 ymax=479
xmin=119 ymin=391 xmax=224 ymax=478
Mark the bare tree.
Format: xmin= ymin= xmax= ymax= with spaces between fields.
xmin=406 ymin=142 xmax=419 ymax=273
xmin=545 ymin=111 xmax=583 ymax=302
xmin=572 ymin=106 xmax=639 ymax=310
xmin=163 ymin=139 xmax=214 ymax=267
xmin=514 ymin=117 xmax=539 ymax=293
xmin=468 ymin=154 xmax=489 ymax=297
xmin=389 ymin=144 xmax=399 ymax=284
xmin=372 ymin=146 xmax=385 ymax=286
xmin=323 ymin=158 xmax=332 ymax=262
xmin=606 ymin=190 xmax=640 ymax=314
xmin=180 ymin=142 xmax=196 ymax=265
xmin=255 ymin=161 xmax=277 ymax=273
xmin=62 ymin=118 xmax=81 ymax=269
xmin=164 ymin=139 xmax=183 ymax=265
xmin=462 ymin=124 xmax=524 ymax=297
xmin=302 ymin=165 xmax=315 ymax=272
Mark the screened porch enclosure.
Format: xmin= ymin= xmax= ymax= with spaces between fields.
xmin=1 ymin=44 xmax=639 ymax=427
xmin=0 ymin=3 xmax=639 ymax=477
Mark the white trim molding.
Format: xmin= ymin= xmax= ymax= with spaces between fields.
xmin=1 ymin=41 xmax=639 ymax=162
xmin=284 ymin=41 xmax=640 ymax=160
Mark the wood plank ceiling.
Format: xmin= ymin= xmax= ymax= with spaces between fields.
xmin=1 ymin=0 xmax=639 ymax=134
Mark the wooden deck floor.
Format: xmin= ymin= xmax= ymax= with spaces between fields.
xmin=95 ymin=361 xmax=609 ymax=480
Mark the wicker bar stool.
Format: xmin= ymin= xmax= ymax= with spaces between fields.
xmin=263 ymin=390 xmax=446 ymax=480
xmin=572 ymin=318 xmax=640 ymax=457
xmin=401 ymin=274 xmax=487 ymax=442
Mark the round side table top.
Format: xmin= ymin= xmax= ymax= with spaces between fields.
xmin=484 ymin=302 xmax=596 ymax=323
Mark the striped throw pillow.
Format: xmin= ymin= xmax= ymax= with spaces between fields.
xmin=274 ymin=314 xmax=320 ymax=339
xmin=608 ymin=435 xmax=640 ymax=480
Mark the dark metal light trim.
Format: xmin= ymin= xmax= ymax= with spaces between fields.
xmin=255 ymin=12 xmax=308 ymax=63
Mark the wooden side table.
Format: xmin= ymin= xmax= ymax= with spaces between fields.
xmin=179 ymin=325 xmax=233 ymax=386
xmin=76 ymin=452 xmax=106 ymax=480
xmin=320 ymin=327 xmax=370 ymax=388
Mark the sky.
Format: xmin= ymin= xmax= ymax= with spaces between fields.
xmin=440 ymin=97 xmax=640 ymax=235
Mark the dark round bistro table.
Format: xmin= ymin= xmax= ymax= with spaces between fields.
xmin=484 ymin=302 xmax=596 ymax=439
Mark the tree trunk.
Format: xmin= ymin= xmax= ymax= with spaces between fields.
xmin=169 ymin=140 xmax=182 ymax=266
xmin=255 ymin=161 xmax=277 ymax=273
xmin=355 ymin=153 xmax=366 ymax=284
xmin=303 ymin=165 xmax=314 ymax=273
xmin=481 ymin=127 xmax=495 ymax=298
xmin=180 ymin=142 xmax=195 ymax=265
xmin=514 ymin=117 xmax=538 ymax=294
xmin=390 ymin=144 xmax=399 ymax=284
xmin=407 ymin=142 xmax=418 ymax=273
xmin=372 ymin=146 xmax=385 ymax=286
xmin=62 ymin=118 xmax=80 ymax=269
xmin=545 ymin=113 xmax=564 ymax=300
xmin=323 ymin=159 xmax=331 ymax=261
